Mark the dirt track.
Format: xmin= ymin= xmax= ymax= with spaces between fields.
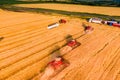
xmin=0 ymin=8 xmax=120 ymax=80
xmin=15 ymin=3 xmax=120 ymax=16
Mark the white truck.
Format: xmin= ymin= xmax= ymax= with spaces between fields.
xmin=89 ymin=18 xmax=102 ymax=24
xmin=47 ymin=22 xmax=60 ymax=29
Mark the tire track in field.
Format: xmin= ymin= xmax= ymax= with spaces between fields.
xmin=102 ymin=50 xmax=120 ymax=80
xmin=83 ymin=35 xmax=120 ymax=80
xmin=0 ymin=14 xmax=54 ymax=29
xmin=97 ymin=47 xmax=120 ymax=79
xmin=79 ymin=32 xmax=120 ymax=80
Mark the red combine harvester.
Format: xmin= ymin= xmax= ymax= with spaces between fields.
xmin=59 ymin=19 xmax=67 ymax=24
xmin=60 ymin=39 xmax=80 ymax=55
xmin=48 ymin=57 xmax=69 ymax=70
xmin=40 ymin=57 xmax=69 ymax=80
xmin=84 ymin=26 xmax=94 ymax=33
xmin=67 ymin=39 xmax=80 ymax=49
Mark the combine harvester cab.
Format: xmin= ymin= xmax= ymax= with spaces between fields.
xmin=47 ymin=22 xmax=59 ymax=29
xmin=85 ymin=26 xmax=94 ymax=34
xmin=59 ymin=19 xmax=67 ymax=24
xmin=60 ymin=39 xmax=80 ymax=55
xmin=67 ymin=39 xmax=81 ymax=49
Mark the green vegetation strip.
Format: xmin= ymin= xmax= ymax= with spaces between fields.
xmin=0 ymin=5 xmax=120 ymax=20
xmin=0 ymin=0 xmax=119 ymax=7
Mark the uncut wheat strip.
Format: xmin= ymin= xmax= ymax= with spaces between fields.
xmin=0 ymin=16 xmax=60 ymax=45
xmin=0 ymin=23 xmax=82 ymax=67
xmin=0 ymin=13 xmax=53 ymax=28
xmin=0 ymin=18 xmax=58 ymax=46
xmin=2 ymin=28 xmax=109 ymax=79
xmin=0 ymin=16 xmax=47 ymax=29
xmin=0 ymin=10 xmax=32 ymax=15
xmin=0 ymin=27 xmax=83 ymax=79
xmin=0 ymin=16 xmax=57 ymax=34
xmin=0 ymin=13 xmax=44 ymax=23
xmin=0 ymin=17 xmax=58 ymax=37
xmin=0 ymin=12 xmax=44 ymax=21
xmin=50 ymin=30 xmax=116 ymax=80
xmin=0 ymin=10 xmax=20 ymax=16
xmin=0 ymin=14 xmax=57 ymax=32
xmin=83 ymin=35 xmax=120 ymax=80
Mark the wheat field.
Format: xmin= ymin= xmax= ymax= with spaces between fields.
xmin=0 ymin=4 xmax=120 ymax=80
xmin=15 ymin=3 xmax=120 ymax=16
